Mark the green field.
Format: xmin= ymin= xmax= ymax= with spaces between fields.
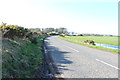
xmin=58 ymin=36 xmax=119 ymax=53
xmin=59 ymin=36 xmax=118 ymax=46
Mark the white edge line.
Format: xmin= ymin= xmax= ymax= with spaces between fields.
xmin=44 ymin=46 xmax=47 ymax=54
xmin=96 ymin=59 xmax=119 ymax=70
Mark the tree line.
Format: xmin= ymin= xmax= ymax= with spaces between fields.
xmin=30 ymin=27 xmax=68 ymax=34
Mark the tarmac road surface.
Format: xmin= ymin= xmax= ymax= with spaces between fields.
xmin=44 ymin=36 xmax=119 ymax=78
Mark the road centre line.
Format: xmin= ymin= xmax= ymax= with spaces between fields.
xmin=63 ymin=45 xmax=79 ymax=52
xmin=96 ymin=59 xmax=119 ymax=70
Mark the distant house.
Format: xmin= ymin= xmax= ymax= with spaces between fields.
xmin=68 ymin=32 xmax=78 ymax=36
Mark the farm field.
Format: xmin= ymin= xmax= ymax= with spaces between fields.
xmin=59 ymin=36 xmax=118 ymax=46
xmin=58 ymin=36 xmax=119 ymax=53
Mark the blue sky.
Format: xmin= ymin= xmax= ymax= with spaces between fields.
xmin=0 ymin=0 xmax=118 ymax=35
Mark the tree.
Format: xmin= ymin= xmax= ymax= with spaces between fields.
xmin=0 ymin=23 xmax=29 ymax=39
xmin=58 ymin=28 xmax=67 ymax=34
xmin=42 ymin=28 xmax=54 ymax=33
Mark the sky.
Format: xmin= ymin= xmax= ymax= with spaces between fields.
xmin=0 ymin=0 xmax=118 ymax=35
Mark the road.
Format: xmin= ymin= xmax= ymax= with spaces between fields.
xmin=44 ymin=36 xmax=119 ymax=78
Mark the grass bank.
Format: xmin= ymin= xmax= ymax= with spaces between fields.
xmin=2 ymin=36 xmax=47 ymax=78
xmin=58 ymin=36 xmax=119 ymax=54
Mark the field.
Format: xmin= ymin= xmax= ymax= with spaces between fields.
xmin=59 ymin=36 xmax=118 ymax=46
xmin=58 ymin=36 xmax=119 ymax=53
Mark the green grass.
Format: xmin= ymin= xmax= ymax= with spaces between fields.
xmin=11 ymin=40 xmax=20 ymax=45
xmin=59 ymin=36 xmax=118 ymax=46
xmin=58 ymin=36 xmax=119 ymax=54
xmin=2 ymin=36 xmax=47 ymax=78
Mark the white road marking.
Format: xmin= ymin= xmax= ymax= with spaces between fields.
xmin=96 ymin=59 xmax=119 ymax=70
xmin=44 ymin=46 xmax=47 ymax=54
xmin=63 ymin=45 xmax=79 ymax=52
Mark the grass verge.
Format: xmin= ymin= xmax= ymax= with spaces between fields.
xmin=58 ymin=36 xmax=119 ymax=54
xmin=2 ymin=36 xmax=47 ymax=78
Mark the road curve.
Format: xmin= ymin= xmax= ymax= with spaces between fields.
xmin=44 ymin=36 xmax=118 ymax=78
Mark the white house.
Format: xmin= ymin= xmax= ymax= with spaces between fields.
xmin=69 ymin=32 xmax=78 ymax=36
